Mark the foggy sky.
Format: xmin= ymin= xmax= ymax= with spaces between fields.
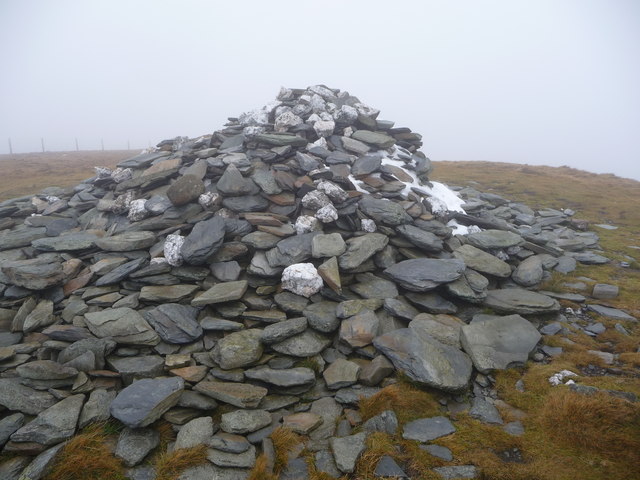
xmin=1 ymin=0 xmax=639 ymax=180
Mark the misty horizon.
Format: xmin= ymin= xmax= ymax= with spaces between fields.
xmin=1 ymin=0 xmax=639 ymax=181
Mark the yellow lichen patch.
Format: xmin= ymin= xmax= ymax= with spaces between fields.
xmin=357 ymin=382 xmax=442 ymax=424
xmin=154 ymin=445 xmax=208 ymax=480
xmin=45 ymin=422 xmax=126 ymax=480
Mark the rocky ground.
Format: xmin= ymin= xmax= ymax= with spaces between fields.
xmin=0 ymin=86 xmax=638 ymax=480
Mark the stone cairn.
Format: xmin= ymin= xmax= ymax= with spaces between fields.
xmin=0 ymin=85 xmax=630 ymax=480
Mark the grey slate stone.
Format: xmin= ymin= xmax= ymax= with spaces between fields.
xmin=10 ymin=394 xmax=84 ymax=446
xmin=180 ymin=216 xmax=226 ymax=265
xmin=374 ymin=455 xmax=407 ymax=478
xmin=402 ymin=416 xmax=456 ymax=442
xmin=469 ymin=397 xmax=503 ymax=425
xmin=373 ymin=327 xmax=472 ymax=391
xmin=384 ymin=258 xmax=465 ymax=291
xmin=110 ymin=377 xmax=184 ymax=428
xmin=115 ymin=428 xmax=160 ymax=467
xmin=330 ymin=432 xmax=367 ymax=473
xmin=483 ymin=289 xmax=560 ymax=315
xmin=144 ymin=303 xmax=202 ymax=344
xmin=0 ymin=379 xmax=57 ymax=415
xmin=460 ymin=314 xmax=541 ymax=374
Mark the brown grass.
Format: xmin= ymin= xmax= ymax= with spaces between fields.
xmin=537 ymin=389 xmax=640 ymax=462
xmin=358 ymin=382 xmax=441 ymax=424
xmin=0 ymin=150 xmax=137 ymax=200
xmin=45 ymin=423 xmax=125 ymax=480
xmin=270 ymin=427 xmax=304 ymax=473
xmin=154 ymin=445 xmax=208 ymax=480
xmin=247 ymin=454 xmax=278 ymax=480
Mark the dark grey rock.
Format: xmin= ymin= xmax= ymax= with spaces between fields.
xmin=191 ymin=280 xmax=248 ymax=307
xmin=350 ymin=273 xmax=399 ymax=299
xmin=330 ymin=432 xmax=367 ymax=473
xmin=0 ymin=413 xmax=24 ymax=447
xmin=194 ymin=381 xmax=267 ymax=409
xmin=95 ymin=257 xmax=146 ymax=286
xmin=433 ymin=465 xmax=478 ymax=479
xmin=79 ymin=388 xmax=116 ymax=428
xmin=144 ymin=303 xmax=202 ymax=344
xmin=483 ymin=289 xmax=560 ymax=315
xmin=453 ymin=244 xmax=511 ymax=278
xmin=245 ymin=366 xmax=316 ymax=388
xmin=271 ymin=330 xmax=332 ymax=357
xmin=175 ymin=416 xmax=214 ymax=449
xmin=373 ymin=327 xmax=472 ymax=391
xmin=0 ymin=379 xmax=57 ymax=415
xmin=512 ymin=256 xmax=544 ymax=287
xmin=396 ymin=224 xmax=443 ymax=252
xmin=107 ymin=355 xmax=165 ymax=385
xmin=304 ymin=301 xmax=340 ymax=333
xmin=10 ymin=394 xmax=84 ymax=446
xmin=266 ymin=232 xmax=319 ymax=267
xmin=1 ymin=256 xmax=65 ymax=290
xmin=422 ymin=444 xmax=453 ymax=461
xmin=362 ymin=410 xmax=398 ymax=435
xmin=211 ymin=329 xmax=263 ymax=369
xmin=181 ymin=216 xmax=226 ymax=265
xmin=469 ymin=397 xmax=503 ymax=424
xmin=405 ymin=291 xmax=458 ymax=314
xmin=384 ymin=258 xmax=465 ymax=291
xmin=466 ymin=230 xmax=523 ymax=250
xmin=260 ymin=317 xmax=307 ymax=344
xmin=587 ymin=304 xmax=635 ymax=320
xmin=402 ymin=416 xmax=456 ymax=442
xmin=374 ymin=455 xmax=407 ymax=478
xmin=359 ymin=196 xmax=411 ymax=226
xmin=220 ymin=409 xmax=271 ymax=434
xmin=115 ymin=428 xmax=160 ymax=467
xmin=460 ymin=314 xmax=541 ymax=373
xmin=95 ymin=231 xmax=156 ymax=251
xmin=84 ymin=308 xmax=159 ymax=346
xmin=110 ymin=377 xmax=184 ymax=428
xmin=31 ymin=232 xmax=98 ymax=252
xmin=14 ymin=443 xmax=64 ymax=480
xmin=339 ymin=233 xmax=389 ymax=270
xmin=167 ymin=174 xmax=205 ymax=206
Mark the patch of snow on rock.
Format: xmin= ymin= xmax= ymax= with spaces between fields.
xmin=548 ymin=370 xmax=578 ymax=386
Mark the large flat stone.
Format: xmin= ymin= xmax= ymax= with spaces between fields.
xmin=110 ymin=377 xmax=184 ymax=428
xmin=460 ymin=314 xmax=541 ymax=373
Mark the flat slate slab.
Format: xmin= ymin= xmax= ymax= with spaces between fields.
xmin=110 ymin=377 xmax=184 ymax=428
xmin=483 ymin=289 xmax=560 ymax=314
xmin=587 ymin=304 xmax=636 ymax=321
xmin=402 ymin=416 xmax=456 ymax=442
xmin=460 ymin=314 xmax=541 ymax=373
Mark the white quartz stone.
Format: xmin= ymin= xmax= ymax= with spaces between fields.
xmin=281 ymin=263 xmax=324 ymax=298
xmin=164 ymin=233 xmax=185 ymax=267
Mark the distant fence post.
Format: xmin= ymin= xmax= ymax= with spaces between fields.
xmin=8 ymin=138 xmax=12 ymax=154
xmin=75 ymin=138 xmax=79 ymax=151
xmin=41 ymin=138 xmax=45 ymax=152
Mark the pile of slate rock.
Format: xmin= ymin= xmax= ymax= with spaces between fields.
xmin=0 ymin=85 xmax=633 ymax=480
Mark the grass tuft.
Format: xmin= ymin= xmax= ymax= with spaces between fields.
xmin=536 ymin=389 xmax=640 ymax=461
xmin=154 ymin=445 xmax=208 ymax=480
xmin=45 ymin=423 xmax=125 ymax=480
xmin=358 ymin=382 xmax=441 ymax=424
xmin=247 ymin=454 xmax=278 ymax=480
